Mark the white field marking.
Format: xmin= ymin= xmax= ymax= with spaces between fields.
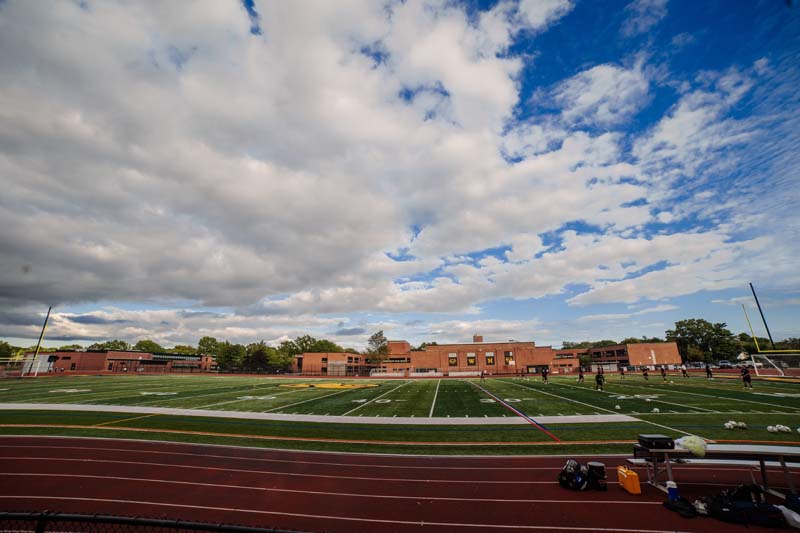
xmin=503 ymin=381 xmax=615 ymax=414
xmin=196 ymin=389 xmax=299 ymax=409
xmin=634 ymin=417 xmax=697 ymax=438
xmin=0 ymin=457 xmax=560 ymax=484
xmin=262 ymin=388 xmax=355 ymax=413
xmin=342 ymin=381 xmax=412 ymax=416
xmin=0 ymin=472 xmax=664 ymax=505
xmin=0 ymin=496 xmax=694 ymax=532
xmin=31 ymin=379 xmax=272 ymax=406
xmin=7 ymin=378 xmax=232 ymax=404
xmin=607 ymin=381 xmax=800 ymax=411
xmin=137 ymin=383 xmax=285 ymax=407
xmin=554 ymin=380 xmax=717 ymax=413
xmin=429 ymin=379 xmax=441 ymax=418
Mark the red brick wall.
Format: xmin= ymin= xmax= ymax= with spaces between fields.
xmin=627 ymin=342 xmax=681 ymax=366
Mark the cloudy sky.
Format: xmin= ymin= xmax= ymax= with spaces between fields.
xmin=1 ymin=0 xmax=798 ymax=350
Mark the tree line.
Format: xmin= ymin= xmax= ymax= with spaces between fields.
xmin=2 ymin=319 xmax=798 ymax=370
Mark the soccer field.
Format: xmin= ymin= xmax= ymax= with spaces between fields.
xmin=1 ymin=373 xmax=800 ymax=454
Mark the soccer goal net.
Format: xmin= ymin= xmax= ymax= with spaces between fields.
xmin=747 ymin=352 xmax=800 ymax=377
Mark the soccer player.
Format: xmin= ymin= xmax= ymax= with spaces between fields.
xmin=741 ymin=366 xmax=753 ymax=389
xmin=660 ymin=366 xmax=667 ymax=382
xmin=595 ymin=371 xmax=605 ymax=391
xmin=577 ymin=367 xmax=585 ymax=384
xmin=705 ymin=363 xmax=713 ymax=380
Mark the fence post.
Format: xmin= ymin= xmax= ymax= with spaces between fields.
xmin=34 ymin=511 xmax=48 ymax=533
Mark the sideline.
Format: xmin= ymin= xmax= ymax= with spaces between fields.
xmin=0 ymin=403 xmax=636 ymax=425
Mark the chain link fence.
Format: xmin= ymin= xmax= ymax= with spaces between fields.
xmin=0 ymin=512 xmax=307 ymax=533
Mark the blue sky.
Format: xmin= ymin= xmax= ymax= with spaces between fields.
xmin=0 ymin=0 xmax=798 ymax=349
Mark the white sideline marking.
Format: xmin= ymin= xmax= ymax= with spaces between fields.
xmin=342 ymin=381 xmax=412 ymax=416
xmin=0 ymin=473 xmax=664 ymax=505
xmin=429 ymin=379 xmax=441 ymax=418
xmin=0 ymin=457 xmax=557 ymax=484
xmin=0 ymin=496 xmax=693 ymax=532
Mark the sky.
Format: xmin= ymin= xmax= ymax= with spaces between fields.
xmin=0 ymin=0 xmax=798 ymax=350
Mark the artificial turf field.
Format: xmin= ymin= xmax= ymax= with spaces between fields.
xmin=1 ymin=373 xmax=799 ymax=454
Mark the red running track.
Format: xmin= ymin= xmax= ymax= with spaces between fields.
xmin=0 ymin=436 xmax=796 ymax=532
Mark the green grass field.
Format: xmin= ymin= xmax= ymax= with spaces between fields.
xmin=1 ymin=373 xmax=799 ymax=454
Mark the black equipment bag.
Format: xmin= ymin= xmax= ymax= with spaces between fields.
xmin=557 ymin=459 xmax=589 ymax=491
xmin=637 ymin=434 xmax=674 ymax=449
xmin=709 ymin=485 xmax=786 ymax=528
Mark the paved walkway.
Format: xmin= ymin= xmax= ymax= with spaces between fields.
xmin=0 ymin=403 xmax=637 ymax=425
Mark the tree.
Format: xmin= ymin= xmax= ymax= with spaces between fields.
xmin=197 ymin=336 xmax=220 ymax=356
xmin=88 ymin=340 xmax=130 ymax=351
xmin=278 ymin=336 xmax=343 ymax=358
xmin=169 ymin=344 xmax=197 ymax=355
xmin=620 ymin=336 xmax=663 ymax=344
xmin=133 ymin=339 xmax=163 ymax=353
xmin=665 ymin=319 xmax=737 ymax=361
xmin=216 ymin=341 xmax=246 ymax=370
xmin=57 ymin=344 xmax=83 ymax=351
xmin=366 ymin=330 xmax=389 ymax=364
xmin=413 ymin=342 xmax=438 ymax=351
xmin=244 ymin=341 xmax=276 ymax=371
xmin=267 ymin=350 xmax=295 ymax=371
xmin=0 ymin=341 xmax=12 ymax=360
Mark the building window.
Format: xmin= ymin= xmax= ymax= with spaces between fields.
xmin=448 ymin=353 xmax=458 ymax=367
xmin=466 ymin=353 xmax=476 ymax=366
xmin=504 ymin=351 xmax=514 ymax=365
xmin=485 ymin=352 xmax=495 ymax=365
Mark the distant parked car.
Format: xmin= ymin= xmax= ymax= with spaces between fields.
xmin=718 ymin=360 xmax=733 ymax=369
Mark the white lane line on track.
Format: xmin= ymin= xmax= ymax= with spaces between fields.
xmin=343 ymin=381 xmax=412 ymax=416
xmin=0 ymin=457 xmax=554 ymax=483
xmin=262 ymin=389 xmax=353 ymax=413
xmin=429 ymin=379 xmax=441 ymax=418
xmin=0 ymin=496 xmax=697 ymax=532
xmin=0 ymin=473 xmax=664 ymax=504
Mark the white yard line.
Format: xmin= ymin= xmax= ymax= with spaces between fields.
xmin=196 ymin=389 xmax=300 ymax=409
xmin=429 ymin=379 xmax=441 ymax=418
xmin=503 ymin=381 xmax=615 ymax=414
xmin=553 ymin=380 xmax=717 ymax=413
xmin=262 ymin=389 xmax=354 ymax=413
xmin=342 ymin=381 xmax=412 ymax=416
xmin=608 ymin=381 xmax=800 ymax=411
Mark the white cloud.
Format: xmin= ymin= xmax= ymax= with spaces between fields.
xmin=621 ymin=0 xmax=668 ymax=37
xmin=516 ymin=0 xmax=574 ymax=31
xmin=553 ymin=62 xmax=650 ymax=127
xmin=578 ymin=304 xmax=678 ymax=322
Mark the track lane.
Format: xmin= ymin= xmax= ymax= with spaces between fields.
xmin=0 ymin=436 xmax=793 ymax=533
